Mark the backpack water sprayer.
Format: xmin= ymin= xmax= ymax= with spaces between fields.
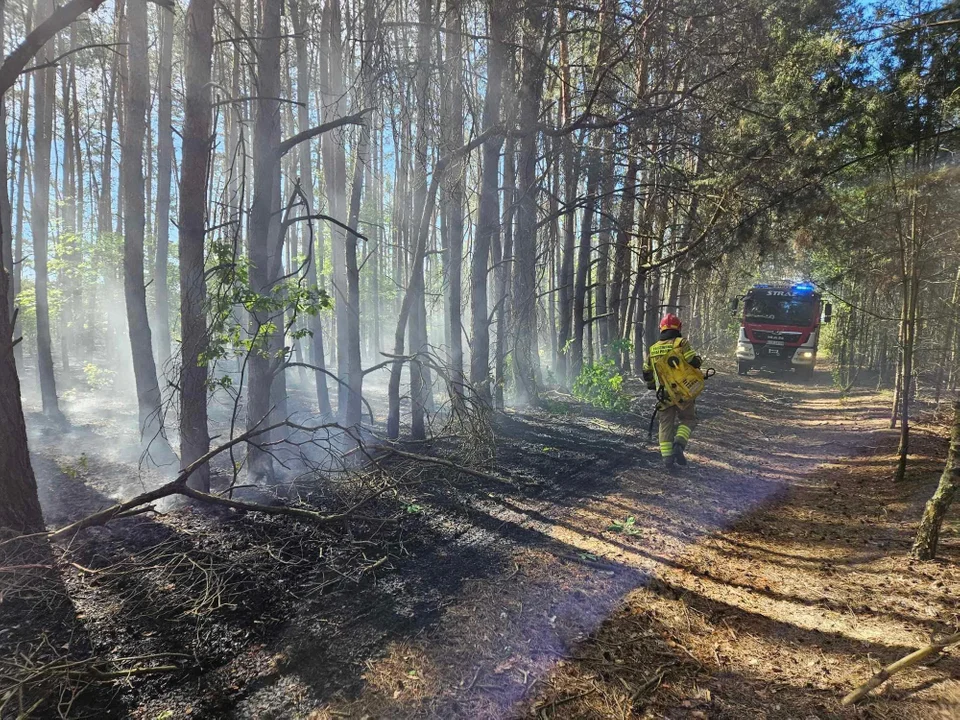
xmin=646 ymin=339 xmax=715 ymax=441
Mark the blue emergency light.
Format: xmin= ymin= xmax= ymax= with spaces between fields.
xmin=792 ymin=283 xmax=814 ymax=293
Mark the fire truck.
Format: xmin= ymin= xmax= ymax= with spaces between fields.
xmin=732 ymin=282 xmax=832 ymax=380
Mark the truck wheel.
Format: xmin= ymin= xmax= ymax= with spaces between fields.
xmin=738 ymin=362 xmax=750 ymax=376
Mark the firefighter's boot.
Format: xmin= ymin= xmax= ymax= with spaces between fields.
xmin=673 ymin=441 xmax=688 ymax=467
xmin=673 ymin=423 xmax=693 ymax=466
xmin=660 ymin=438 xmax=676 ymax=470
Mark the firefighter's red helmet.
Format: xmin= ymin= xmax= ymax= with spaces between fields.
xmin=660 ymin=313 xmax=682 ymax=331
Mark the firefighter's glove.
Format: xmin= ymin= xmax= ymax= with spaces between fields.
xmin=691 ymin=356 xmax=703 ymax=369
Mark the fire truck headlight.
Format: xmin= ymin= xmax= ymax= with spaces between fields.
xmin=737 ymin=342 xmax=754 ymax=359
xmin=799 ymin=351 xmax=814 ymax=359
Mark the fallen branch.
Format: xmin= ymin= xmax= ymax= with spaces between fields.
xmin=282 ymin=362 xmax=376 ymax=422
xmin=43 ymin=419 xmax=378 ymax=540
xmin=47 ymin=423 xmax=285 ymax=540
xmin=841 ymin=631 xmax=960 ymax=705
xmin=178 ymin=484 xmax=391 ymax=525
xmin=0 ymin=651 xmax=183 ymax=717
xmin=86 ymin=664 xmax=180 ymax=680
xmin=382 ymin=447 xmax=515 ymax=485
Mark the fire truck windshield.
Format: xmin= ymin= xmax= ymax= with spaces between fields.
xmin=744 ymin=295 xmax=816 ymax=326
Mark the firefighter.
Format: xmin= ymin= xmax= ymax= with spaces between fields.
xmin=643 ymin=313 xmax=703 ymax=469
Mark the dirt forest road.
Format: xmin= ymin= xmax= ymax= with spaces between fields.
xmin=23 ymin=369 xmax=960 ymax=720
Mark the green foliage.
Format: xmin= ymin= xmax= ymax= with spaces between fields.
xmin=572 ymin=360 xmax=631 ymax=412
xmin=83 ymin=362 xmax=117 ymax=390
xmin=610 ymin=338 xmax=634 ymax=356
xmin=200 ymin=238 xmax=333 ymax=379
xmin=607 ymin=515 xmax=641 ymax=535
xmin=538 ymin=397 xmax=576 ymax=415
xmin=58 ymin=454 xmax=89 ymax=480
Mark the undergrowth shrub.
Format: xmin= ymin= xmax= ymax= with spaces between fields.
xmin=572 ymin=360 xmax=631 ymax=412
xmin=83 ymin=362 xmax=116 ymax=390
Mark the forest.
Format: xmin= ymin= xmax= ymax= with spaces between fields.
xmin=0 ymin=0 xmax=958 ymax=717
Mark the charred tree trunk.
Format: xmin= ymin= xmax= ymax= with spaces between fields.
xmin=595 ymin=135 xmax=614 ymax=353
xmin=407 ymin=0 xmax=436 ymax=440
xmin=12 ymin=62 xmax=28 ymax=371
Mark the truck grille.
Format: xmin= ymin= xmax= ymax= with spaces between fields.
xmin=753 ymin=330 xmax=803 ymax=343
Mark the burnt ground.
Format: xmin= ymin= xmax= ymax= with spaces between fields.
xmin=2 ymin=368 xmax=959 ymax=719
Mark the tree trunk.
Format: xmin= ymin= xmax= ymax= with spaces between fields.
xmin=178 ymin=0 xmax=214 ymax=492
xmin=99 ymin=0 xmax=119 ymax=238
xmin=59 ymin=28 xmax=77 ymax=373
xmin=31 ymin=0 xmax=66 ymax=425
xmin=511 ymin=5 xmax=551 ymax=406
xmin=12 ymin=63 xmax=29 ymax=371
xmin=494 ymin=138 xmax=516 ymax=411
xmin=387 ymin=174 xmax=442 ymax=439
xmin=596 ymin=135 xmax=614 ymax=353
xmin=468 ymin=0 xmax=506 ymax=405
xmin=570 ymin=147 xmax=600 ymax=380
xmin=0 ymin=0 xmax=43 ymax=533
xmin=442 ymin=0 xmax=466 ymax=393
xmin=895 ymin=259 xmax=919 ymax=482
xmin=123 ymin=0 xmax=169 ymax=453
xmin=247 ymin=0 xmax=283 ymax=480
xmin=407 ymin=0 xmax=436 ymax=440
xmin=0 ymin=7 xmax=12 ymax=337
xmin=912 ymin=398 xmax=960 ymax=559
xmin=555 ymin=15 xmax=575 ymax=385
xmin=0 ymin=267 xmax=43 ymax=532
xmin=339 ymin=0 xmax=377 ymax=431
xmin=319 ymin=0 xmax=351 ymax=422
xmin=154 ymin=3 xmax=174 ymax=367
xmin=610 ymin=151 xmax=639 ymax=363
xmin=290 ymin=0 xmax=332 ymax=416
